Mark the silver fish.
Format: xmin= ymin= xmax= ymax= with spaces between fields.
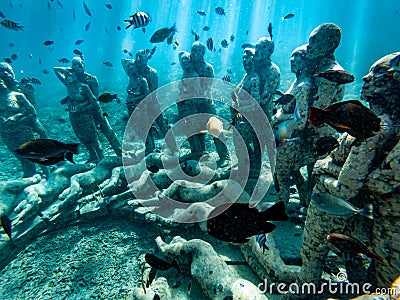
xmin=311 ymin=192 xmax=373 ymax=219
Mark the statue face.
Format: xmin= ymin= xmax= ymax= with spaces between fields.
xmin=190 ymin=43 xmax=205 ymax=63
xmin=135 ymin=51 xmax=148 ymax=67
xmin=290 ymin=50 xmax=306 ymax=74
xmin=0 ymin=63 xmax=15 ymax=86
xmin=254 ymin=37 xmax=274 ymax=62
xmin=242 ymin=49 xmax=254 ymax=71
xmin=71 ymin=59 xmax=85 ymax=75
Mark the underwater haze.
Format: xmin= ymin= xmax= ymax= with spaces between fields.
xmin=0 ymin=0 xmax=399 ymax=106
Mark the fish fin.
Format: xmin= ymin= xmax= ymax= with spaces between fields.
xmin=260 ymin=222 xmax=276 ymax=234
xmin=171 ymin=22 xmax=178 ymax=33
xmin=360 ymin=204 xmax=373 ymax=219
xmin=65 ymin=152 xmax=75 ymax=164
xmin=221 ymin=130 xmax=232 ymax=134
xmin=142 ymin=27 xmax=146 ymax=33
xmin=262 ymin=201 xmax=289 ymax=221
xmin=308 ymin=107 xmax=325 ymax=126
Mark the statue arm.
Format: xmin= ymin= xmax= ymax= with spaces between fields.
xmin=53 ymin=67 xmax=71 ymax=85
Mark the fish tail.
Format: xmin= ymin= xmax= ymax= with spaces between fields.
xmin=308 ymin=107 xmax=325 ymax=126
xmin=360 ymin=204 xmax=373 ymax=219
xmin=124 ymin=20 xmax=132 ymax=29
xmin=262 ymin=201 xmax=289 ymax=221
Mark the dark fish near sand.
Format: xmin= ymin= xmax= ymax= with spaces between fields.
xmin=196 ymin=10 xmax=206 ymax=16
xmin=105 ymin=3 xmax=112 ymax=9
xmin=327 ymin=233 xmax=384 ymax=263
xmin=1 ymin=19 xmax=24 ymax=31
xmin=222 ymin=75 xmax=231 ymax=82
xmin=124 ymin=12 xmax=151 ymax=32
xmin=311 ymin=192 xmax=373 ymax=219
xmin=83 ymin=1 xmax=92 ymax=17
xmin=1 ymin=215 xmax=12 ymax=241
xmin=144 ymin=253 xmax=180 ymax=271
xmin=274 ymin=93 xmax=294 ymax=105
xmin=206 ymin=38 xmax=214 ymax=51
xmin=268 ymin=22 xmax=273 ymax=39
xmin=98 ymin=93 xmax=120 ymax=103
xmin=315 ymin=136 xmax=339 ymax=156
xmin=282 ymin=13 xmax=294 ymax=20
xmin=75 ymin=39 xmax=84 ymax=45
xmin=215 ymin=6 xmax=226 ymax=15
xmin=14 ymin=139 xmax=80 ymax=165
xmin=58 ymin=58 xmax=70 ymax=63
xmin=313 ymin=70 xmax=355 ymax=85
xmin=308 ymin=100 xmax=381 ymax=139
xmin=150 ymin=23 xmax=177 ymax=43
xmin=207 ymin=201 xmax=288 ymax=243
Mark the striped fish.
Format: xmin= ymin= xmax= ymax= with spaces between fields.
xmin=124 ymin=12 xmax=151 ymax=32
xmin=1 ymin=19 xmax=24 ymax=31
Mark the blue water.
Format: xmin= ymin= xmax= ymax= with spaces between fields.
xmin=1 ymin=0 xmax=399 ymax=105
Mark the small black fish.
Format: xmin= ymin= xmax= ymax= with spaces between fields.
xmin=0 ymin=11 xmax=5 ymax=18
xmin=103 ymin=61 xmax=113 ymax=67
xmin=116 ymin=25 xmax=121 ymax=31
xmin=274 ymin=94 xmax=294 ymax=105
xmin=230 ymin=34 xmax=235 ymax=42
xmin=1 ymin=19 xmax=24 ymax=31
xmin=241 ymin=43 xmax=254 ymax=49
xmin=98 ymin=92 xmax=119 ymax=103
xmin=282 ymin=13 xmax=294 ymax=20
xmin=42 ymin=69 xmax=50 ymax=74
xmin=85 ymin=21 xmax=91 ymax=31
xmin=75 ymin=39 xmax=84 ymax=45
xmin=196 ymin=10 xmax=206 ymax=16
xmin=105 ymin=3 xmax=112 ymax=9
xmin=8 ymin=42 xmax=15 ymax=47
xmin=58 ymin=58 xmax=70 ymax=63
xmin=309 ymin=100 xmax=381 ymax=139
xmin=73 ymin=49 xmax=83 ymax=57
xmin=4 ymin=58 xmax=12 ymax=64
xmin=207 ymin=201 xmax=288 ymax=243
xmin=83 ymin=0 xmax=92 ymax=17
xmin=171 ymin=62 xmax=176 ymax=65
xmin=268 ymin=22 xmax=273 ymax=39
xmin=43 ymin=40 xmax=54 ymax=46
xmin=221 ymin=39 xmax=228 ymax=48
xmin=313 ymin=70 xmax=355 ymax=85
xmin=20 ymin=77 xmax=30 ymax=85
xmin=206 ymin=38 xmax=213 ymax=51
xmin=14 ymin=139 xmax=80 ymax=165
xmin=315 ymin=136 xmax=339 ymax=156
xmin=38 ymin=57 xmax=42 ymax=64
xmin=21 ymin=83 xmax=34 ymax=93
xmin=203 ymin=26 xmax=210 ymax=31
xmin=1 ymin=215 xmax=12 ymax=241
xmin=246 ymin=30 xmax=249 ymax=35
xmin=147 ymin=165 xmax=159 ymax=173
xmin=215 ymin=6 xmax=226 ymax=15
xmin=102 ymin=112 xmax=108 ymax=117
xmin=57 ymin=0 xmax=63 ymax=9
xmin=144 ymin=253 xmax=180 ymax=271
xmin=10 ymin=54 xmax=18 ymax=61
xmin=73 ymin=8 xmax=76 ymax=20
